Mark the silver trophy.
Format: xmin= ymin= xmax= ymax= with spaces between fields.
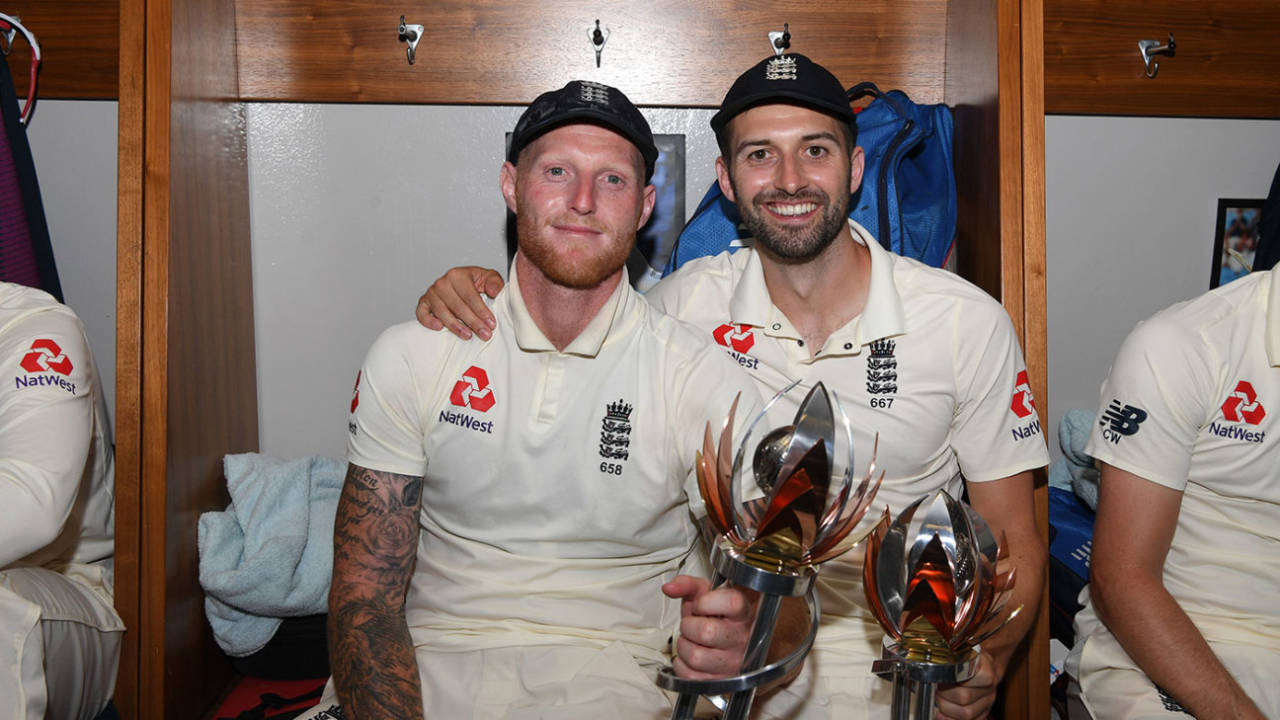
xmin=657 ymin=381 xmax=882 ymax=720
xmin=863 ymin=490 xmax=1022 ymax=719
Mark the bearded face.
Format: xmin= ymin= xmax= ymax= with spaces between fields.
xmin=503 ymin=124 xmax=655 ymax=290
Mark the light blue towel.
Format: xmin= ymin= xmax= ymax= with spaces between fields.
xmin=198 ymin=453 xmax=345 ymax=657
xmin=1047 ymin=409 xmax=1100 ymax=510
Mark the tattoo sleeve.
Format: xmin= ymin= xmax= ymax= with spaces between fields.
xmin=329 ymin=463 xmax=427 ymax=719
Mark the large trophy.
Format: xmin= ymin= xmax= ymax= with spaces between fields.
xmin=863 ymin=490 xmax=1022 ymax=719
xmin=657 ymin=381 xmax=882 ymax=719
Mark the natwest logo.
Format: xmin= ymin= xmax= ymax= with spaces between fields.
xmin=21 ymin=339 xmax=73 ymax=376
xmin=450 ymin=366 xmax=496 ymax=412
xmin=1010 ymin=370 xmax=1036 ymax=419
xmin=350 ymin=370 xmax=361 ymax=413
xmin=712 ymin=324 xmax=755 ymax=354
xmin=1221 ymin=380 xmax=1265 ymax=425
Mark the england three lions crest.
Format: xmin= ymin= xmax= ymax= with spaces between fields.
xmin=599 ymin=399 xmax=632 ymax=461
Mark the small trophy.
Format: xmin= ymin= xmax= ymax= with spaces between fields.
xmin=657 ymin=381 xmax=882 ymax=720
xmin=863 ymin=490 xmax=1022 ymax=719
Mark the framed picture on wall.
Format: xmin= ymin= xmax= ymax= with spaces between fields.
xmin=1211 ymin=198 xmax=1264 ymax=288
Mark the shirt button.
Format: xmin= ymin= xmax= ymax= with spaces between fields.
xmin=844 ymin=343 xmax=853 ymax=350
xmin=797 ymin=340 xmax=805 ymax=347
xmin=772 ymin=323 xmax=781 ymax=330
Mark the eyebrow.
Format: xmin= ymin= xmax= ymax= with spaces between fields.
xmin=735 ymin=131 xmax=842 ymax=154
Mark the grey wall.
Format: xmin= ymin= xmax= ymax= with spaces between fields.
xmin=24 ymin=100 xmax=118 ymax=424
xmin=247 ymin=104 xmax=721 ymax=460
xmin=1045 ymin=115 xmax=1279 ymax=460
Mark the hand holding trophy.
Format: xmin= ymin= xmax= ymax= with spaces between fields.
xmin=657 ymin=381 xmax=882 ymax=719
xmin=863 ymin=490 xmax=1022 ymax=719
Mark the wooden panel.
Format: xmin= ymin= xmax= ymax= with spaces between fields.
xmin=158 ymin=0 xmax=259 ymax=716
xmin=140 ymin=0 xmax=173 ymax=713
xmin=1045 ymin=0 xmax=1280 ymax=118
xmin=946 ymin=0 xmax=1002 ymax=303
xmin=234 ymin=0 xmax=948 ymax=106
xmin=113 ymin=0 xmax=146 ymax=713
xmin=1021 ymin=0 xmax=1052 ymax=717
xmin=1 ymin=1 xmax=119 ymax=99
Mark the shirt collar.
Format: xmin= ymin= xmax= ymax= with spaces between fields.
xmin=727 ymin=220 xmax=907 ymax=349
xmin=1267 ymin=265 xmax=1280 ymax=366
xmin=504 ymin=261 xmax=632 ymax=357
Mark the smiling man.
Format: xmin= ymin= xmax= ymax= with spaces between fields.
xmin=304 ymin=81 xmax=761 ymax=720
xmin=418 ymin=54 xmax=1049 ymax=720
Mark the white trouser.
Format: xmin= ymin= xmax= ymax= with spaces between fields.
xmin=0 ymin=566 xmax=124 ymax=720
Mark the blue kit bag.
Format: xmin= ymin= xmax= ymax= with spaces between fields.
xmin=664 ymin=82 xmax=956 ymax=273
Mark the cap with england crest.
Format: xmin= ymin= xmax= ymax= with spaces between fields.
xmin=710 ymin=53 xmax=857 ymax=146
xmin=507 ymin=80 xmax=658 ymax=182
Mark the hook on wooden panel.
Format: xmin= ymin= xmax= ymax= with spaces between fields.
xmin=398 ymin=15 xmax=423 ymax=66
xmin=768 ymin=23 xmax=791 ymax=57
xmin=1138 ymin=33 xmax=1175 ymax=78
xmin=588 ymin=19 xmax=609 ymax=68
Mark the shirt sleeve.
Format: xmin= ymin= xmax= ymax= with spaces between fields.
xmin=950 ymin=296 xmax=1050 ymax=483
xmin=0 ymin=310 xmax=95 ymax=567
xmin=347 ymin=323 xmax=432 ymax=478
xmin=1083 ymin=317 xmax=1213 ymax=491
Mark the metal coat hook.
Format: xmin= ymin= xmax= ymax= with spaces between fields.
xmin=588 ymin=19 xmax=609 ymax=68
xmin=1138 ymin=33 xmax=1176 ymax=78
xmin=398 ymin=15 xmax=423 ymax=65
xmin=0 ymin=13 xmax=40 ymax=124
xmin=768 ymin=23 xmax=791 ymax=57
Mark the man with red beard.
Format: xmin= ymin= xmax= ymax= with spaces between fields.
xmin=309 ymin=81 xmax=761 ymax=720
xmin=418 ymin=55 xmax=1048 ymax=720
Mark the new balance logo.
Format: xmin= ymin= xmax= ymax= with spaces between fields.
xmin=1099 ymin=399 xmax=1147 ymax=444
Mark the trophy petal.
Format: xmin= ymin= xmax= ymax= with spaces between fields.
xmin=878 ymin=496 xmax=925 ymax=624
xmin=959 ymin=603 xmax=1024 ymax=650
xmin=901 ymin=534 xmax=960 ymax=640
xmin=771 ymin=384 xmax=836 ymax=504
xmin=717 ymin=393 xmax=740 ymax=488
xmin=808 ymin=469 xmax=883 ymax=562
xmin=697 ymin=447 xmax=731 ymax=537
xmin=863 ymin=509 xmax=901 ymax=638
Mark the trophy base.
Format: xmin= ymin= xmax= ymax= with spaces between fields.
xmin=871 ymin=639 xmax=980 ymax=720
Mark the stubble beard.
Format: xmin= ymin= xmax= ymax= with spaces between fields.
xmin=517 ymin=213 xmax=633 ymax=289
xmin=734 ymin=182 xmax=849 ymax=263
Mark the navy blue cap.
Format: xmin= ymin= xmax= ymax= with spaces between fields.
xmin=508 ymin=80 xmax=657 ymax=182
xmin=711 ymin=54 xmax=856 ymax=144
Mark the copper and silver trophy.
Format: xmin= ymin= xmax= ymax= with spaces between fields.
xmin=657 ymin=381 xmax=882 ymax=720
xmin=863 ymin=490 xmax=1021 ymax=719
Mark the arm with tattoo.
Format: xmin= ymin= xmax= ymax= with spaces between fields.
xmin=328 ymin=463 xmax=426 ymax=719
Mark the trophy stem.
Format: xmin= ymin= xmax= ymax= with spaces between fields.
xmin=890 ymin=666 xmax=910 ymax=718
xmin=720 ymin=592 xmax=784 ymax=720
xmin=913 ymin=679 xmax=937 ymax=720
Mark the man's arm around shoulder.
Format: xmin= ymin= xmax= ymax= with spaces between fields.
xmin=329 ymin=463 xmax=426 ymax=719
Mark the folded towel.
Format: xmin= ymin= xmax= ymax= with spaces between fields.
xmin=1047 ymin=409 xmax=1100 ymax=510
xmin=198 ymin=453 xmax=345 ymax=657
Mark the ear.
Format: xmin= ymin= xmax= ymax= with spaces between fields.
xmin=637 ymin=183 xmax=657 ymax=228
xmin=848 ymin=146 xmax=866 ymax=195
xmin=715 ymin=156 xmax=737 ymax=203
xmin=500 ymin=161 xmax=519 ymax=214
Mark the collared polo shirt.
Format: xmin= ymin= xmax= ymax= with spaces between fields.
xmin=1079 ymin=264 xmax=1280 ymax=648
xmin=645 ymin=220 xmax=1049 ymax=674
xmin=0 ymin=282 xmax=114 ymax=575
xmin=348 ymin=267 xmax=761 ymax=663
